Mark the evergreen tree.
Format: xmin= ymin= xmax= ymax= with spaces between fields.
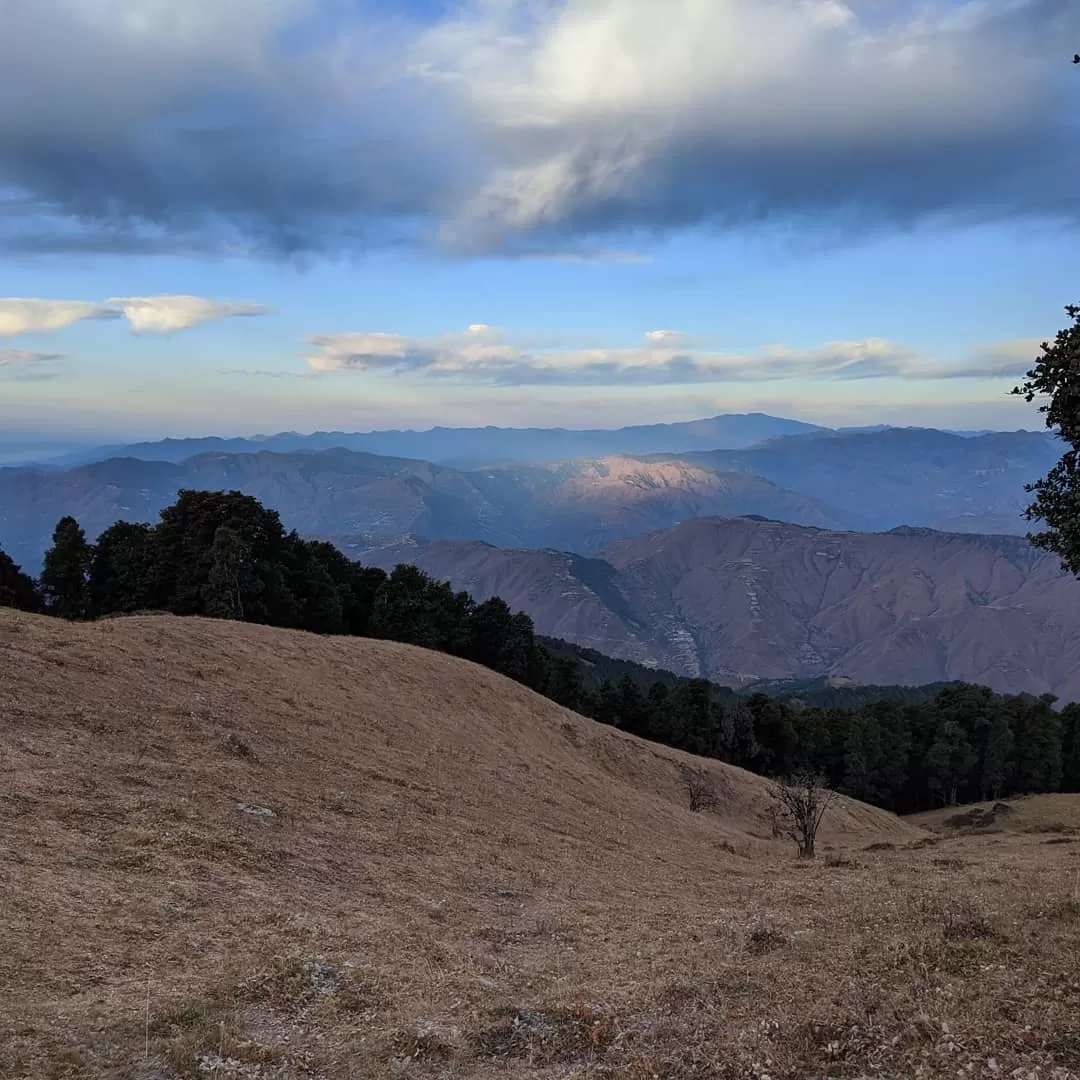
xmin=544 ymin=653 xmax=585 ymax=712
xmin=153 ymin=490 xmax=296 ymax=622
xmin=203 ymin=525 xmax=257 ymax=620
xmin=1010 ymin=695 xmax=1064 ymax=794
xmin=367 ymin=564 xmax=474 ymax=653
xmin=614 ymin=674 xmax=651 ymax=737
xmin=302 ymin=540 xmax=385 ymax=636
xmin=40 ymin=516 xmax=92 ymax=619
xmin=88 ymin=521 xmax=156 ymax=616
xmin=923 ymin=719 xmax=976 ymax=807
xmin=1061 ymin=704 xmax=1080 ymax=793
xmin=0 ymin=545 xmax=42 ymax=612
xmin=1013 ymin=306 xmax=1080 ymax=575
xmin=726 ymin=700 xmax=760 ymax=770
xmin=588 ymin=678 xmax=622 ymax=728
xmin=841 ymin=709 xmax=883 ymax=803
xmin=467 ymin=598 xmax=538 ymax=684
xmin=747 ymin=693 xmax=798 ymax=775
xmin=643 ymin=680 xmax=673 ymax=743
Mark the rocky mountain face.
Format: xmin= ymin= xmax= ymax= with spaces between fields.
xmin=355 ymin=518 xmax=1080 ymax=701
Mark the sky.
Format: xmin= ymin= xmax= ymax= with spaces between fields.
xmin=0 ymin=0 xmax=1077 ymax=444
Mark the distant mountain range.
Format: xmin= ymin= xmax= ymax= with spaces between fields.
xmin=352 ymin=517 xmax=1080 ymax=701
xmin=49 ymin=412 xmax=827 ymax=467
xmin=0 ymin=427 xmax=1060 ymax=573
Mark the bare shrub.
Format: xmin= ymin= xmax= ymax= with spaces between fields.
xmin=745 ymin=913 xmax=788 ymax=954
xmin=223 ymin=733 xmax=257 ymax=762
xmin=942 ymin=908 xmax=998 ymax=941
xmin=825 ymin=852 xmax=861 ymax=869
xmin=768 ymin=772 xmax=836 ymax=859
xmin=679 ymin=765 xmax=719 ymax=813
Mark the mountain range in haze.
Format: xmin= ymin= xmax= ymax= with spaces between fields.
xmin=37 ymin=412 xmax=826 ymax=468
xmin=0 ymin=426 xmax=1059 ymax=574
xmin=19 ymin=411 xmax=1021 ymax=470
xmin=352 ymin=517 xmax=1080 ymax=701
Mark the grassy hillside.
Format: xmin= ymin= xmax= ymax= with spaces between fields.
xmin=913 ymin=793 xmax=1080 ymax=836
xmin=2 ymin=610 xmax=1078 ymax=1079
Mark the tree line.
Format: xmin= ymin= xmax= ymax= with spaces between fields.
xmin=1 ymin=489 xmax=1078 ymax=815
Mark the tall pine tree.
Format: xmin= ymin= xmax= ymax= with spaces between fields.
xmin=40 ymin=516 xmax=92 ymax=620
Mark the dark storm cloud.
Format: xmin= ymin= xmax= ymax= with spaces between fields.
xmin=0 ymin=0 xmax=1076 ymax=257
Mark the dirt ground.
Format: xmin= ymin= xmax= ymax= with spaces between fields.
xmin=1 ymin=610 xmax=1077 ymax=1079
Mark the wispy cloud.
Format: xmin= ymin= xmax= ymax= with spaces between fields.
xmin=0 ymin=348 xmax=66 ymax=367
xmin=0 ymin=295 xmax=271 ymax=337
xmin=304 ymin=325 xmax=1037 ymax=386
xmin=0 ymin=0 xmax=1074 ymax=256
xmin=0 ymin=347 xmax=68 ymax=381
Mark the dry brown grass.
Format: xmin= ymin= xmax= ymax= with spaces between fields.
xmin=1 ymin=610 xmax=1078 ymax=1079
xmin=915 ymin=795 xmax=1080 ymax=839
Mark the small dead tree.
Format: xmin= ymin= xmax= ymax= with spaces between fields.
xmin=680 ymin=765 xmax=719 ymax=813
xmin=768 ymin=772 xmax=836 ymax=859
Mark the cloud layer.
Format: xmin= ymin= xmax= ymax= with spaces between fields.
xmin=0 ymin=296 xmax=270 ymax=337
xmin=305 ymin=326 xmax=1035 ymax=386
xmin=0 ymin=0 xmax=1075 ymax=255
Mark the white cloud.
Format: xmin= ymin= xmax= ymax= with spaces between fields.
xmin=108 ymin=295 xmax=272 ymax=334
xmin=0 ymin=299 xmax=116 ymax=337
xmin=646 ymin=330 xmax=688 ymax=346
xmin=305 ymin=324 xmax=1026 ymax=386
xmin=0 ymin=295 xmax=271 ymax=338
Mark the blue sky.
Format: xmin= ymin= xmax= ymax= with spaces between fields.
xmin=0 ymin=0 xmax=1077 ymax=442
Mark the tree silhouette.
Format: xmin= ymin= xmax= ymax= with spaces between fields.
xmin=0 ymin=545 xmax=42 ymax=612
xmin=1013 ymin=58 xmax=1080 ymax=571
xmin=768 ymin=772 xmax=836 ymax=859
xmin=1013 ymin=306 xmax=1080 ymax=573
xmin=40 ymin=516 xmax=92 ymax=619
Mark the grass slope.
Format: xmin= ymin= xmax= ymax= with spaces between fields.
xmin=1 ymin=611 xmax=1078 ymax=1079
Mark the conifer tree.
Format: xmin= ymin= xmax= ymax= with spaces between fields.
xmin=40 ymin=516 xmax=92 ymax=619
xmin=0 ymin=545 xmax=42 ymax=612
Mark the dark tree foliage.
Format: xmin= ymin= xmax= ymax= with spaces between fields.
xmin=153 ymin=490 xmax=297 ymax=623
xmin=1013 ymin=307 xmax=1080 ymax=574
xmin=88 ymin=522 xmax=157 ymax=616
xmin=13 ymin=489 xmax=1080 ymax=817
xmin=40 ymin=516 xmax=93 ymax=619
xmin=0 ymin=545 xmax=42 ymax=612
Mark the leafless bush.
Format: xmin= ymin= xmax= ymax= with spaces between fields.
xmin=680 ymin=765 xmax=719 ymax=813
xmin=942 ymin=907 xmax=998 ymax=941
xmin=745 ymin=913 xmax=788 ymax=954
xmin=825 ymin=852 xmax=861 ymax=869
xmin=223 ymin=733 xmax=257 ymax=762
xmin=768 ymin=772 xmax=836 ymax=859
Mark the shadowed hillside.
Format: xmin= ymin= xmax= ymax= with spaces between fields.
xmin=356 ymin=517 xmax=1080 ymax=699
